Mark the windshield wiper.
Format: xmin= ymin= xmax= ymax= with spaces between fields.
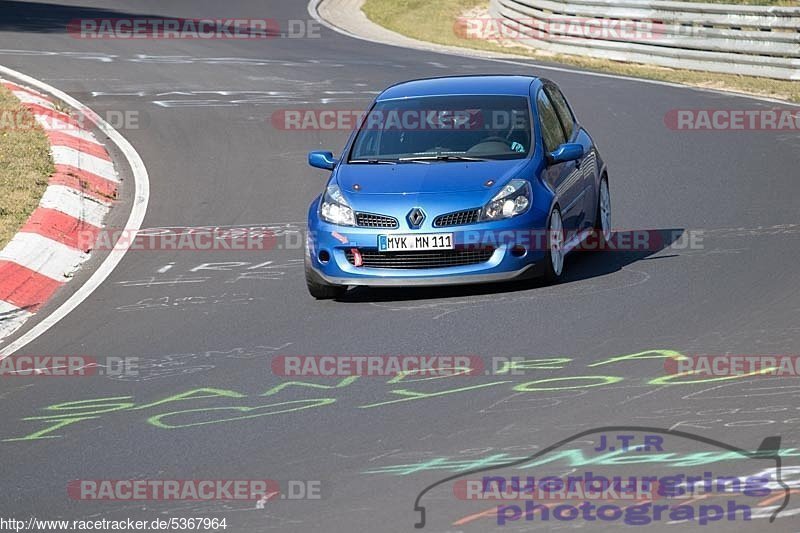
xmin=398 ymin=155 xmax=489 ymax=162
xmin=350 ymin=158 xmax=435 ymax=165
xmin=349 ymin=159 xmax=397 ymax=165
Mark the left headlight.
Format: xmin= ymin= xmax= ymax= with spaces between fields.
xmin=480 ymin=179 xmax=531 ymax=221
xmin=319 ymin=183 xmax=355 ymax=226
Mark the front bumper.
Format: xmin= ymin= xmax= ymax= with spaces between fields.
xmin=306 ymin=202 xmax=549 ymax=288
xmin=308 ymin=259 xmax=538 ymax=287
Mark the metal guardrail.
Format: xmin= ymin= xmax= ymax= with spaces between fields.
xmin=487 ymin=0 xmax=800 ymax=79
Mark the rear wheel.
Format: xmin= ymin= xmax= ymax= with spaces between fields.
xmin=543 ymin=207 xmax=565 ymax=283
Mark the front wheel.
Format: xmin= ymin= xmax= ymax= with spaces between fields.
xmin=305 ymin=258 xmax=346 ymax=300
xmin=593 ymin=177 xmax=612 ymax=248
xmin=543 ymin=207 xmax=565 ymax=283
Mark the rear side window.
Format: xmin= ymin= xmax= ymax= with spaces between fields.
xmin=536 ymin=90 xmax=566 ymax=153
xmin=545 ymin=85 xmax=575 ymax=140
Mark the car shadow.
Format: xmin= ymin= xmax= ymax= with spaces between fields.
xmin=337 ymin=228 xmax=685 ymax=302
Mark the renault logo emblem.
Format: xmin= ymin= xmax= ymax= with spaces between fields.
xmin=407 ymin=208 xmax=426 ymax=228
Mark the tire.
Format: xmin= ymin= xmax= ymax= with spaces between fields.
xmin=305 ymin=257 xmax=346 ymax=300
xmin=593 ymin=177 xmax=612 ymax=249
xmin=543 ymin=207 xmax=565 ymax=283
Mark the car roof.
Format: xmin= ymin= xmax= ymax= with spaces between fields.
xmin=377 ymin=75 xmax=539 ymax=101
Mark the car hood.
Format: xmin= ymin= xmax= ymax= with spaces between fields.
xmin=335 ymin=159 xmax=529 ymax=194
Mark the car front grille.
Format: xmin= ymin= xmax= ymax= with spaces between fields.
xmin=433 ymin=208 xmax=481 ymax=227
xmin=345 ymin=248 xmax=494 ymax=269
xmin=355 ymin=212 xmax=399 ymax=228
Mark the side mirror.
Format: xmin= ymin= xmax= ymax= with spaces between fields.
xmin=308 ymin=151 xmax=337 ymax=170
xmin=547 ymin=143 xmax=584 ymax=164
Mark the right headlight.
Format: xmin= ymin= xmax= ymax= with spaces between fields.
xmin=319 ymin=183 xmax=355 ymax=226
xmin=480 ymin=179 xmax=531 ymax=221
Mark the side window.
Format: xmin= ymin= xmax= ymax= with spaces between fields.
xmin=545 ymin=85 xmax=575 ymax=140
xmin=536 ymin=90 xmax=566 ymax=153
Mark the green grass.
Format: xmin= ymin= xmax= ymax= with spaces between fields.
xmin=362 ymin=0 xmax=800 ymax=103
xmin=0 ymin=85 xmax=54 ymax=250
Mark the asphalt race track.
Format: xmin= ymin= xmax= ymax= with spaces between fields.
xmin=1 ymin=1 xmax=799 ymax=532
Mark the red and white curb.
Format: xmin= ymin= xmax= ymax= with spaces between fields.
xmin=0 ymin=80 xmax=119 ymax=342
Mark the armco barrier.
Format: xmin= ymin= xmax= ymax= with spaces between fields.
xmin=488 ymin=0 xmax=800 ymax=79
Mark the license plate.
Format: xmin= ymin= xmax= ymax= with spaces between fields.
xmin=378 ymin=233 xmax=454 ymax=252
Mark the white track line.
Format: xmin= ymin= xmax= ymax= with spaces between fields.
xmin=0 ymin=65 xmax=150 ymax=357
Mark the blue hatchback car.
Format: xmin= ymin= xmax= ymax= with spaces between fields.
xmin=305 ymin=75 xmax=610 ymax=299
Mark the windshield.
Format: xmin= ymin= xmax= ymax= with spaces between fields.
xmin=348 ymin=95 xmax=532 ymax=162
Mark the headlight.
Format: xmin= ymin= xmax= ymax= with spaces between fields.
xmin=320 ymin=183 xmax=355 ymax=226
xmin=481 ymin=179 xmax=531 ymax=221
